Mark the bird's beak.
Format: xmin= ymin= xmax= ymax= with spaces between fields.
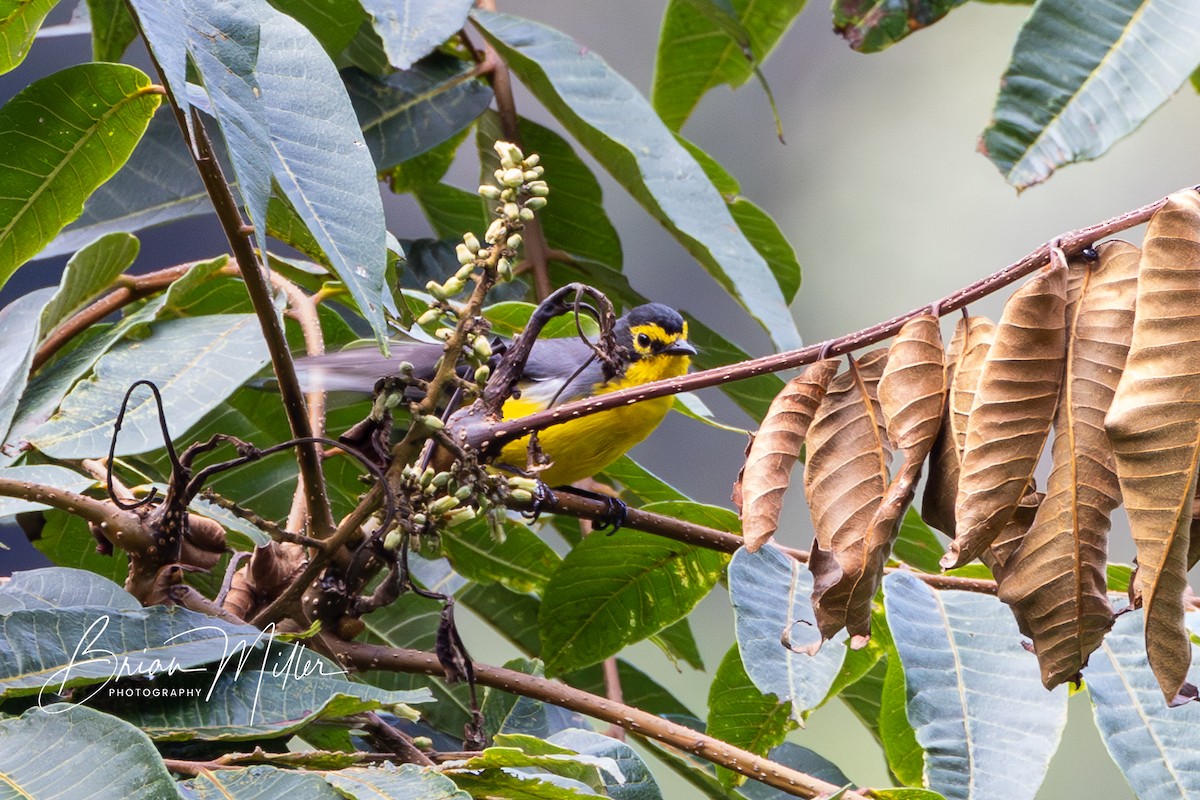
xmin=663 ymin=339 xmax=697 ymax=356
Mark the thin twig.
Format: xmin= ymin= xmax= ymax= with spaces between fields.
xmin=326 ymin=637 xmax=871 ymax=800
xmin=362 ymin=711 xmax=435 ymax=766
xmin=466 ymin=191 xmax=1176 ymax=451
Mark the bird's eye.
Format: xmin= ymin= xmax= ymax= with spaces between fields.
xmin=636 ymin=333 xmax=651 ymax=348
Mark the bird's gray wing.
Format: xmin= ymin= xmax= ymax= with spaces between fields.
xmin=517 ymin=336 xmax=607 ymax=406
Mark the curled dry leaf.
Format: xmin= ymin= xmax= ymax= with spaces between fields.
xmin=736 ymin=359 xmax=840 ymax=551
xmin=945 ymin=260 xmax=1067 ymax=569
xmin=999 ymin=241 xmax=1138 ymax=689
xmin=803 ymin=349 xmax=890 ymax=641
xmin=921 ymin=315 xmax=995 ymax=536
xmin=1105 ymin=191 xmax=1200 ymax=704
xmin=984 ymin=489 xmax=1041 ymax=584
xmin=851 ymin=315 xmax=947 ymax=638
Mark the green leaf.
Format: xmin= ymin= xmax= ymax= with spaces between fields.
xmin=653 ymin=0 xmax=805 ymax=131
xmin=548 ymin=727 xmax=665 ymax=800
xmin=0 ymin=566 xmax=138 ymax=612
xmin=1084 ymin=608 xmax=1200 ymax=798
xmin=0 ymin=63 xmax=160 ymax=285
xmin=870 ymin=792 xmax=947 ymax=800
xmin=540 ymin=515 xmax=728 ymax=675
xmin=388 ymin=127 xmax=470 ymax=193
xmin=650 ymin=616 xmax=705 ymax=670
xmin=31 ymin=508 xmax=128 ymax=583
xmin=40 ymin=233 xmax=139 ymax=335
xmin=891 ymin=509 xmax=946 ymax=574
xmin=728 ymin=543 xmax=847 ymax=718
xmin=0 ymin=0 xmax=58 ymax=72
xmin=270 ymin=0 xmax=366 ymax=55
xmin=676 ymin=136 xmax=800 ymax=303
xmin=346 ymin=54 xmax=493 ymax=171
xmin=1106 ymin=563 xmax=1133 ymax=594
xmin=113 ymin=643 xmax=432 ymax=741
xmin=981 ymin=0 xmax=1200 ymax=189
xmin=838 ymin=655 xmax=887 ymax=740
xmin=416 ymin=182 xmax=490 ymax=241
xmin=27 ymin=314 xmax=271 ymax=459
xmin=445 ymin=734 xmax=614 ymax=792
xmin=87 ymin=0 xmax=138 ymax=62
xmin=673 ymin=391 xmax=750 ymax=435
xmin=39 ymin=113 xmax=209 ymax=260
xmin=460 ymin=582 xmax=543 ymax=655
xmin=360 ymin=0 xmax=473 ymax=71
xmin=832 ymin=0 xmax=968 ymax=52
xmin=187 ymin=765 xmax=345 ymax=798
xmin=0 ymin=604 xmax=264 ymax=699
xmin=440 ymin=769 xmax=599 ymax=799
xmin=0 ymin=465 xmax=95 ymax=518
xmin=0 ymin=705 xmax=180 ymax=798
xmin=707 ymin=645 xmax=795 ymax=788
xmin=483 ymin=300 xmax=600 ymax=339
xmin=0 ymin=287 xmax=53 ymax=441
xmin=879 ymin=639 xmax=923 ymax=786
xmin=883 ymin=571 xmax=1068 ymax=800
xmin=566 ymin=659 xmax=695 ymax=720
xmin=441 ymin=517 xmax=561 ymax=595
xmin=322 ymin=764 xmax=471 ymax=799
xmin=738 ymin=742 xmax=852 ymax=797
xmin=598 ymin=455 xmax=688 ymax=504
xmin=132 ymin=0 xmax=395 ymax=347
xmin=477 ymin=111 xmax=622 ymax=270
xmin=473 ymin=10 xmax=801 ymax=352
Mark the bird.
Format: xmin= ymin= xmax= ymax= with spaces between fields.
xmin=296 ymin=303 xmax=696 ymax=487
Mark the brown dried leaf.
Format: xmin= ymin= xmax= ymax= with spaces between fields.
xmin=945 ymin=261 xmax=1068 ymax=568
xmin=1105 ymin=191 xmax=1200 ymax=703
xmin=844 ymin=315 xmax=948 ymax=639
xmin=923 ymin=316 xmax=996 ymax=536
xmin=738 ymin=359 xmax=840 ymax=551
xmin=803 ymin=349 xmax=890 ymax=640
xmin=984 ymin=489 xmax=1041 ymax=584
xmin=998 ymin=240 xmax=1138 ymax=688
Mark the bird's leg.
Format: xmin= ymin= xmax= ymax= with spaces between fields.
xmin=552 ymin=484 xmax=629 ymax=534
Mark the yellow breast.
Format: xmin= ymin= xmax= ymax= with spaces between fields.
xmin=496 ymin=354 xmax=690 ymax=486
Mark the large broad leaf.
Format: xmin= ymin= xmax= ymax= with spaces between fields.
xmin=473 ymin=11 xmax=801 ymax=352
xmin=728 ymin=543 xmax=847 ymax=718
xmin=187 ymin=765 xmax=345 ymax=799
xmin=40 ymin=113 xmax=209 ymax=260
xmin=0 ymin=63 xmax=160 ymax=285
xmin=441 ymin=516 xmax=560 ymax=595
xmin=359 ymin=0 xmax=473 ymax=71
xmin=0 ymin=604 xmax=264 ymax=699
xmin=0 ymin=705 xmax=180 ymax=799
xmin=31 ymin=508 xmax=128 ymax=584
xmin=981 ymin=0 xmax=1200 ymax=189
xmin=271 ymin=0 xmax=366 ymax=56
xmin=883 ymin=572 xmax=1068 ymax=800
xmin=27 ymin=314 xmax=271 ymax=459
xmin=1106 ymin=191 xmax=1200 ymax=703
xmin=114 ymin=643 xmax=432 ymax=741
xmin=832 ymin=0 xmax=968 ymax=52
xmin=0 ymin=0 xmax=58 ymax=72
xmin=130 ymin=0 xmax=395 ymax=346
xmin=39 ymin=232 xmax=140 ymax=335
xmin=322 ymin=764 xmax=471 ymax=799
xmin=1085 ymin=609 xmax=1200 ymax=799
xmin=0 ymin=566 xmax=138 ymax=612
xmin=549 ymin=728 xmax=664 ymax=800
xmin=87 ymin=0 xmax=138 ymax=62
xmin=346 ymin=54 xmax=493 ymax=171
xmin=653 ymin=0 xmax=805 ymax=131
xmin=998 ymin=242 xmax=1137 ymax=688
xmin=707 ymin=645 xmax=795 ymax=789
xmin=539 ymin=503 xmax=730 ymax=675
xmin=0 ymin=287 xmax=53 ymax=442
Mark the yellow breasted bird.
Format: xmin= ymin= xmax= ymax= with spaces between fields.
xmin=296 ymin=303 xmax=696 ymax=486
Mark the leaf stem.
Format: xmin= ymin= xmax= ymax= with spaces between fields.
xmin=468 ymin=190 xmax=1175 ymax=450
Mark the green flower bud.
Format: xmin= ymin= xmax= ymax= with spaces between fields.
xmin=524 ymin=196 xmax=548 ymax=210
xmin=523 ymin=170 xmax=540 ymax=182
xmin=431 ymin=471 xmax=453 ymax=488
xmin=456 ymin=263 xmax=475 ymax=282
xmin=434 ymin=327 xmax=453 ymax=340
xmin=429 ymin=495 xmax=460 ymax=515
xmin=475 ymin=365 xmax=490 ymax=384
xmin=417 ymin=309 xmax=441 ymax=327
xmin=473 ymin=337 xmax=493 ymax=359
xmin=478 ymin=185 xmax=501 ymax=200
xmin=425 ymin=280 xmax=448 ymax=301
xmin=523 ymin=154 xmax=540 ymax=168
xmin=509 ymin=489 xmax=534 ymax=503
xmin=504 ymin=202 xmax=521 ymax=221
xmin=463 ymin=232 xmax=481 ymax=253
xmin=420 ymin=415 xmax=446 ymax=431
xmin=413 ymin=513 xmax=428 ymax=527
xmin=419 ymin=466 xmax=436 ymax=487
xmin=412 ymin=737 xmax=433 ymax=749
xmin=383 ymin=530 xmax=403 ymax=550
xmin=506 ymin=233 xmax=523 ymax=250
xmin=502 ymin=168 xmax=526 ymax=188
xmin=485 ymin=218 xmax=506 ymax=244
xmin=519 ymin=207 xmax=536 ymax=221
xmin=455 ymin=243 xmax=474 ymax=265
xmin=497 ymin=259 xmax=513 ymax=281
xmin=445 ymin=507 xmax=478 ymax=526
xmin=526 ymin=181 xmax=549 ymax=197
xmin=442 ymin=276 xmax=465 ymax=296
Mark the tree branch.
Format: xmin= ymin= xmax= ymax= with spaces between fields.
xmin=0 ymin=478 xmax=152 ymax=552
xmin=461 ymin=190 xmax=1177 ymax=453
xmin=326 ymin=637 xmax=872 ymax=800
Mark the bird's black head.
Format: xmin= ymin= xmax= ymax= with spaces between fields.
xmin=613 ymin=303 xmax=697 ymax=362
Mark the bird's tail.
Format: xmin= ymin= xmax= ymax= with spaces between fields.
xmin=294 ymin=342 xmax=445 ymax=394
